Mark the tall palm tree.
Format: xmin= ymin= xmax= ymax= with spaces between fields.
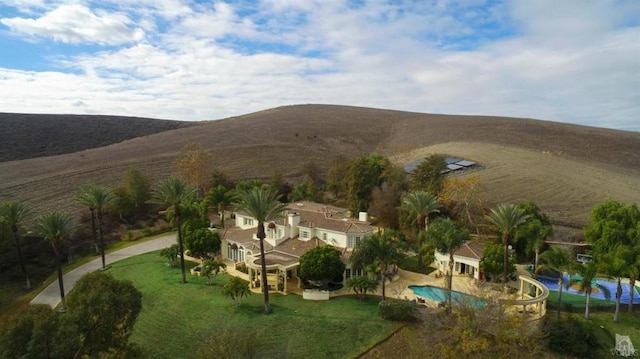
xmin=625 ymin=242 xmax=640 ymax=314
xmin=428 ymin=218 xmax=470 ymax=314
xmin=75 ymin=184 xmax=113 ymax=270
xmin=485 ymin=204 xmax=529 ymax=284
xmin=600 ymin=246 xmax=635 ymax=322
xmin=0 ymin=201 xmax=33 ymax=289
xmin=350 ymin=231 xmax=406 ymax=300
xmin=537 ymin=246 xmax=572 ymax=319
xmin=234 ymin=186 xmax=287 ymax=314
xmin=401 ymin=191 xmax=440 ymax=270
xmin=204 ymin=185 xmax=235 ymax=228
xmin=572 ymin=260 xmax=610 ymax=319
xmin=154 ymin=177 xmax=197 ymax=284
xmin=32 ymin=211 xmax=76 ymax=312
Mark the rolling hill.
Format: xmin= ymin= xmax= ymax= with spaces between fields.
xmin=0 ymin=113 xmax=194 ymax=162
xmin=0 ymin=104 xmax=638 ymax=229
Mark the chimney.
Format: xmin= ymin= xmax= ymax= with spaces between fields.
xmin=288 ymin=212 xmax=300 ymax=238
xmin=358 ymin=212 xmax=368 ymax=222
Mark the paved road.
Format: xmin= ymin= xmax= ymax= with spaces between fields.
xmin=31 ymin=233 xmax=177 ymax=309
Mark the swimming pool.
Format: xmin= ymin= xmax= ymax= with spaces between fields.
xmin=537 ymin=274 xmax=640 ymax=304
xmin=409 ymin=285 xmax=484 ymax=307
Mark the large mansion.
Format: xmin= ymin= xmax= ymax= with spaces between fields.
xmin=220 ymin=201 xmax=378 ymax=293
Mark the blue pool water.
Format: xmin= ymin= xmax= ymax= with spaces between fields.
xmin=537 ymin=274 xmax=640 ymax=304
xmin=409 ymin=285 xmax=484 ymax=307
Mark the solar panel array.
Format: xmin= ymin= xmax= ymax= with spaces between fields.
xmin=403 ymin=157 xmax=479 ymax=174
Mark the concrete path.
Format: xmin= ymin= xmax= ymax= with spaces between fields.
xmin=31 ymin=233 xmax=177 ymax=309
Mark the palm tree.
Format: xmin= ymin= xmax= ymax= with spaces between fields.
xmin=234 ymin=186 xmax=287 ymax=314
xmin=75 ymin=184 xmax=113 ymax=270
xmin=0 ymin=201 xmax=33 ymax=289
xmin=401 ymin=191 xmax=440 ymax=270
xmin=32 ymin=211 xmax=76 ymax=312
xmin=625 ymin=243 xmax=640 ymax=314
xmin=537 ymin=246 xmax=572 ymax=319
xmin=428 ymin=218 xmax=470 ymax=314
xmin=572 ymin=261 xmax=610 ymax=319
xmin=154 ymin=177 xmax=197 ymax=284
xmin=350 ymin=231 xmax=406 ymax=300
xmin=204 ymin=185 xmax=234 ymax=228
xmin=485 ymin=204 xmax=529 ymax=284
xmin=600 ymin=246 xmax=635 ymax=322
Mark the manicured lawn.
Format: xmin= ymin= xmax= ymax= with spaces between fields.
xmin=582 ymin=312 xmax=640 ymax=357
xmin=109 ymin=251 xmax=397 ymax=359
xmin=547 ymin=290 xmax=616 ymax=309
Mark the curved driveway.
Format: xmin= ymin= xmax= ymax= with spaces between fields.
xmin=31 ymin=233 xmax=177 ymax=309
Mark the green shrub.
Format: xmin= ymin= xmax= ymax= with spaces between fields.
xmin=378 ymin=299 xmax=417 ymax=321
xmin=545 ymin=315 xmax=600 ymax=357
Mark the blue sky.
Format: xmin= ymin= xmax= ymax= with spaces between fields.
xmin=0 ymin=0 xmax=638 ymax=131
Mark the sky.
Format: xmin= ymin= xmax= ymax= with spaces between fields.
xmin=0 ymin=1 xmax=638 ymax=131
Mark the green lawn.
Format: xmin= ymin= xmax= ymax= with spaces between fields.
xmin=109 ymin=251 xmax=397 ymax=359
xmin=582 ymin=312 xmax=640 ymax=357
xmin=547 ymin=290 xmax=616 ymax=309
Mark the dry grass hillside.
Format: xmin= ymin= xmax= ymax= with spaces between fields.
xmin=0 ymin=104 xmax=638 ymax=228
xmin=0 ymin=113 xmax=194 ymax=162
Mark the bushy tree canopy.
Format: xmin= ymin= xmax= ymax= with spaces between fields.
xmin=299 ymin=245 xmax=346 ymax=289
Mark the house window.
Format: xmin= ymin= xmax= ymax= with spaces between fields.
xmin=301 ymin=230 xmax=309 ymax=239
xmin=278 ymin=229 xmax=283 ymax=238
xmin=322 ymin=233 xmax=327 ymax=241
xmin=355 ymin=236 xmax=361 ymax=245
xmin=347 ymin=237 xmax=354 ymax=248
xmin=345 ymin=268 xmax=365 ymax=279
xmin=243 ymin=218 xmax=254 ymax=226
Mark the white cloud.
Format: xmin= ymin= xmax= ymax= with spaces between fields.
xmin=0 ymin=4 xmax=144 ymax=44
xmin=0 ymin=0 xmax=637 ymax=131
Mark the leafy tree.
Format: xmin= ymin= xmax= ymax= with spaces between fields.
xmin=154 ymin=177 xmax=198 ymax=284
xmin=481 ymin=241 xmax=515 ymax=282
xmin=288 ymin=182 xmax=315 ymax=202
xmin=513 ymin=201 xmax=552 ymax=270
xmin=344 ymin=154 xmax=390 ymax=214
xmin=0 ymin=304 xmax=78 ymax=359
xmin=584 ymin=201 xmax=640 ymax=315
xmin=32 ymin=211 xmax=76 ymax=312
xmin=326 ymin=154 xmax=349 ymax=197
xmin=124 ymin=168 xmax=152 ymax=215
xmin=409 ymin=154 xmax=446 ymax=195
xmin=369 ymin=184 xmax=399 ymax=228
xmin=438 ymin=174 xmax=485 ymax=234
xmin=75 ymin=184 xmax=113 ymax=270
xmin=299 ymin=246 xmax=346 ymax=290
xmin=545 ymin=315 xmax=599 ymax=358
xmin=537 ymin=246 xmax=573 ymax=319
xmin=183 ymin=226 xmax=221 ymax=259
xmin=485 ymin=204 xmax=529 ymax=284
xmin=210 ymin=168 xmax=235 ymax=189
xmin=428 ymin=218 xmax=470 ymax=314
xmin=346 ymin=275 xmax=378 ymax=301
xmin=110 ymin=169 xmax=152 ymax=219
xmin=66 ymin=271 xmax=142 ymax=357
xmin=160 ymin=244 xmax=180 ymax=267
xmin=201 ymin=259 xmax=227 ymax=285
xmin=175 ymin=142 xmax=214 ymax=198
xmin=401 ymin=191 xmax=440 ymax=270
xmin=0 ymin=201 xmax=33 ymax=289
xmin=351 ymin=231 xmax=405 ymax=300
xmin=223 ymin=276 xmax=250 ymax=307
xmin=234 ymin=186 xmax=287 ymax=314
xmin=268 ymin=168 xmax=292 ymax=201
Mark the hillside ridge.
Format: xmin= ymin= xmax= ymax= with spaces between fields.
xmin=0 ymin=104 xmax=638 ymax=227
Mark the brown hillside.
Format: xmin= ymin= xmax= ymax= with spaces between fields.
xmin=0 ymin=104 xmax=638 ymax=227
xmin=0 ymin=113 xmax=194 ymax=162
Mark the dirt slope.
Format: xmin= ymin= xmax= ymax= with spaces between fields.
xmin=0 ymin=113 xmax=194 ymax=162
xmin=0 ymin=104 xmax=637 ymax=227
